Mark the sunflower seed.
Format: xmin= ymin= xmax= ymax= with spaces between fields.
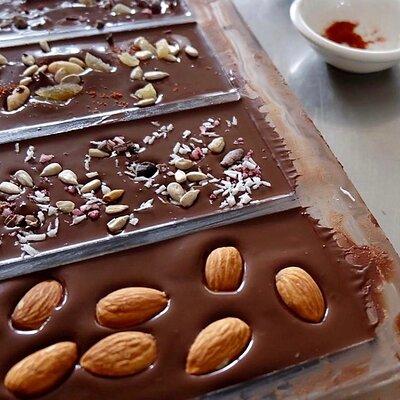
xmin=19 ymin=77 xmax=32 ymax=86
xmin=118 ymin=52 xmax=139 ymax=67
xmin=186 ymin=171 xmax=208 ymax=182
xmin=21 ymin=53 xmax=35 ymax=66
xmin=69 ymin=57 xmax=85 ymax=68
xmin=180 ymin=189 xmax=200 ymax=208
xmin=162 ymin=54 xmax=178 ymax=62
xmin=61 ymin=74 xmax=81 ymax=84
xmin=80 ymin=179 xmax=101 ymax=193
xmin=175 ymin=170 xmax=186 ymax=183
xmin=144 ymin=71 xmax=169 ymax=81
xmin=0 ymin=181 xmax=21 ymax=194
xmin=40 ymin=162 xmax=62 ymax=177
xmin=0 ymin=53 xmax=7 ymax=65
xmin=39 ymin=40 xmax=50 ymax=52
xmin=135 ymin=98 xmax=156 ymax=107
xmin=135 ymin=50 xmax=153 ymax=61
xmin=89 ymin=148 xmax=109 ymax=158
xmin=85 ymin=52 xmax=113 ymax=72
xmin=175 ymin=158 xmax=194 ymax=170
xmin=130 ymin=66 xmax=144 ymax=80
xmin=169 ymin=44 xmax=180 ymax=56
xmin=208 ymin=137 xmax=225 ymax=154
xmin=56 ymin=200 xmax=75 ymax=213
xmin=185 ymin=45 xmax=199 ymax=58
xmin=58 ymin=169 xmax=78 ymax=185
xmin=7 ymin=85 xmax=30 ymax=111
xmin=107 ymin=215 xmax=129 ymax=233
xmin=36 ymin=65 xmax=48 ymax=74
xmin=111 ymin=3 xmax=132 ymax=15
xmin=48 ymin=61 xmax=84 ymax=75
xmin=103 ymin=189 xmax=124 ymax=203
xmin=14 ymin=170 xmax=34 ymax=187
xmin=22 ymin=64 xmax=38 ymax=77
xmin=105 ymin=204 xmax=129 ymax=214
xmin=167 ymin=182 xmax=185 ymax=201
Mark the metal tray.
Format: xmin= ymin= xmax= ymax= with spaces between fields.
xmin=187 ymin=0 xmax=400 ymax=398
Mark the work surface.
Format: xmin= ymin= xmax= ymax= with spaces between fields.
xmin=234 ymin=0 xmax=400 ymax=254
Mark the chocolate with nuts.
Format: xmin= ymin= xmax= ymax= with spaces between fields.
xmin=0 ymin=209 xmax=374 ymax=399
xmin=0 ymin=101 xmax=292 ymax=261
xmin=0 ymin=0 xmax=185 ymax=38
xmin=0 ymin=24 xmax=230 ymax=132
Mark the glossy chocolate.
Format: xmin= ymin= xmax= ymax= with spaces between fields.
xmin=0 ymin=24 xmax=230 ymax=131
xmin=0 ymin=210 xmax=374 ymax=399
xmin=0 ymin=0 xmax=185 ymax=36
xmin=0 ymin=100 xmax=293 ymax=261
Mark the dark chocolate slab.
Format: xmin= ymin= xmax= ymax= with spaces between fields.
xmin=0 ymin=209 xmax=374 ymax=399
xmin=0 ymin=100 xmax=293 ymax=262
xmin=0 ymin=0 xmax=190 ymax=44
xmin=0 ymin=23 xmax=232 ymax=133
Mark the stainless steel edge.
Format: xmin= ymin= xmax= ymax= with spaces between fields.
xmin=0 ymin=192 xmax=299 ymax=281
xmin=0 ymin=89 xmax=240 ymax=144
xmin=0 ymin=9 xmax=195 ymax=48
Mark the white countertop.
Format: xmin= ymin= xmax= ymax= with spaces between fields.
xmin=234 ymin=0 xmax=400 ymax=254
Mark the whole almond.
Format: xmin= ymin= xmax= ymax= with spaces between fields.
xmin=11 ymin=280 xmax=63 ymax=330
xmin=4 ymin=342 xmax=77 ymax=397
xmin=80 ymin=332 xmax=156 ymax=377
xmin=275 ymin=267 xmax=325 ymax=323
xmin=186 ymin=317 xmax=251 ymax=375
xmin=96 ymin=287 xmax=168 ymax=329
xmin=205 ymin=247 xmax=243 ymax=292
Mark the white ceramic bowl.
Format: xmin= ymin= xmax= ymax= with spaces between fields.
xmin=290 ymin=0 xmax=400 ymax=73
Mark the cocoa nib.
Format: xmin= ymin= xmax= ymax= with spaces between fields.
xmin=136 ymin=162 xmax=158 ymax=178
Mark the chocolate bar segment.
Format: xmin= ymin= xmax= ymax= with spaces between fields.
xmin=0 ymin=100 xmax=293 ymax=261
xmin=0 ymin=24 xmax=232 ymax=134
xmin=0 ymin=209 xmax=374 ymax=399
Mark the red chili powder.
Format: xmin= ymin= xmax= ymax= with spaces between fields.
xmin=324 ymin=21 xmax=369 ymax=49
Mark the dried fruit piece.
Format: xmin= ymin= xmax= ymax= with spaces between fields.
xmin=156 ymin=38 xmax=171 ymax=59
xmin=96 ymin=287 xmax=168 ymax=328
xmin=180 ymin=189 xmax=200 ymax=208
xmin=7 ymin=85 xmax=30 ymax=111
xmin=14 ymin=170 xmax=34 ymax=188
xmin=103 ymin=189 xmax=124 ymax=203
xmin=40 ymin=162 xmax=62 ymax=177
xmin=135 ymin=83 xmax=157 ymax=100
xmin=0 ymin=181 xmax=21 ymax=195
xmin=80 ymin=332 xmax=156 ymax=377
xmin=205 ymin=247 xmax=243 ymax=292
xmin=36 ymin=84 xmax=83 ymax=101
xmin=118 ymin=52 xmax=139 ymax=67
xmin=275 ymin=267 xmax=325 ymax=323
xmin=11 ymin=280 xmax=63 ymax=330
xmin=48 ymin=61 xmax=84 ymax=75
xmin=4 ymin=342 xmax=77 ymax=397
xmin=186 ymin=318 xmax=251 ymax=375
xmin=85 ymin=52 xmax=113 ymax=72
